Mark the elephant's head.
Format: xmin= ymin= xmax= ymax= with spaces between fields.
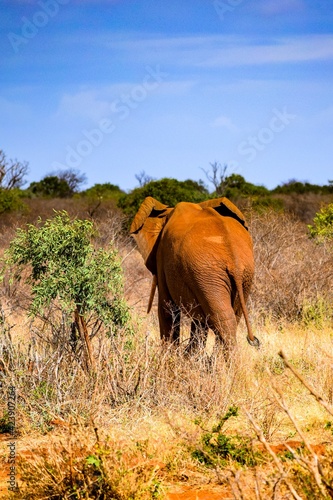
xmin=130 ymin=196 xmax=248 ymax=275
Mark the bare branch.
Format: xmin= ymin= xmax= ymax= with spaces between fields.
xmin=278 ymin=350 xmax=333 ymax=416
xmin=0 ymin=149 xmax=29 ymax=189
xmin=243 ymin=406 xmax=303 ymax=500
xmin=50 ymin=168 xmax=87 ymax=193
xmin=135 ymin=170 xmax=154 ymax=187
xmin=200 ymin=162 xmax=228 ymax=195
xmin=268 ymin=368 xmax=329 ymax=498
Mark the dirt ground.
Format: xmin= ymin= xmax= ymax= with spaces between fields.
xmin=0 ymin=431 xmax=330 ymax=499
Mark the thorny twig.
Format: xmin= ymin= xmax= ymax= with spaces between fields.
xmin=243 ymin=407 xmax=303 ymax=500
xmin=268 ymin=370 xmax=328 ymax=498
xmin=278 ymin=350 xmax=333 ymax=417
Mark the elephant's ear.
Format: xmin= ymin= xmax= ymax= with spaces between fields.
xmin=130 ymin=197 xmax=172 ymax=274
xmin=199 ymin=197 xmax=248 ymax=230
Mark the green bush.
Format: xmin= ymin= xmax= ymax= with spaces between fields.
xmin=222 ymin=174 xmax=270 ymax=199
xmin=0 ymin=188 xmax=26 ymax=214
xmin=213 ymin=174 xmax=282 ymax=213
xmin=191 ymin=407 xmax=260 ymax=468
xmin=118 ymin=177 xmax=209 ymax=218
xmin=273 ymin=180 xmax=333 ymax=195
xmin=3 ymin=210 xmax=129 ymax=326
xmin=2 ymin=211 xmax=131 ymax=370
xmin=301 ymin=296 xmax=333 ymax=327
xmin=27 ymin=176 xmax=72 ymax=198
xmin=80 ymin=182 xmax=125 ymax=202
xmin=308 ymin=203 xmax=333 ymax=244
xmin=248 ymin=195 xmax=284 ymax=213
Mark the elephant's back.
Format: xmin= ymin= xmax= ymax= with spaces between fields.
xmin=164 ymin=208 xmax=251 ymax=250
xmin=160 ymin=209 xmax=253 ymax=277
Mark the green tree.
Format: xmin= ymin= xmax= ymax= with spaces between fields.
xmin=222 ymin=174 xmax=269 ymax=198
xmin=218 ymin=174 xmax=283 ymax=212
xmin=81 ymin=182 xmax=124 ymax=202
xmin=51 ymin=168 xmax=87 ymax=193
xmin=308 ymin=203 xmax=333 ymax=244
xmin=2 ymin=211 xmax=130 ymax=371
xmin=118 ymin=177 xmax=209 ymax=218
xmin=272 ymin=179 xmax=332 ymax=195
xmin=28 ymin=175 xmax=72 ymax=198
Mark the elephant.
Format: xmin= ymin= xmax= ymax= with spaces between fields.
xmin=130 ymin=196 xmax=260 ymax=356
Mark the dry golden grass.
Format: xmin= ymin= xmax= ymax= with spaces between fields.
xmin=0 ymin=205 xmax=332 ymax=499
xmin=1 ymin=312 xmax=332 ymax=498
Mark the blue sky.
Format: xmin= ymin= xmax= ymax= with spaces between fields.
xmin=1 ymin=0 xmax=333 ymax=191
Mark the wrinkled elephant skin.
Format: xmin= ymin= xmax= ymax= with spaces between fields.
xmin=130 ymin=196 xmax=259 ymax=355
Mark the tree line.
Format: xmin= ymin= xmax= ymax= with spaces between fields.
xmin=0 ymin=150 xmax=332 ymax=219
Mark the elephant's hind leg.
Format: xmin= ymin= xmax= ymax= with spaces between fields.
xmin=208 ymin=307 xmax=238 ymax=361
xmin=158 ymin=299 xmax=181 ymax=345
xmin=184 ymin=319 xmax=209 ymax=356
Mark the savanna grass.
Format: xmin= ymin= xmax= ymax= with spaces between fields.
xmin=1 ymin=208 xmax=333 ymax=498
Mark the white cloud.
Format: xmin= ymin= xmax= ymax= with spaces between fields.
xmin=54 ymin=82 xmax=147 ymax=121
xmin=211 ymin=115 xmax=239 ymax=133
xmin=102 ymin=33 xmax=333 ymax=68
xmin=256 ymin=0 xmax=305 ymax=15
xmin=54 ymin=79 xmax=196 ymax=121
xmin=155 ymin=80 xmax=197 ymax=95
xmin=0 ymin=96 xmax=30 ymax=117
xmin=55 ymin=90 xmax=112 ymax=122
xmin=199 ymin=35 xmax=333 ymax=67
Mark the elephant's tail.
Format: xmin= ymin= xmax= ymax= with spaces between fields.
xmin=147 ymin=275 xmax=157 ymax=313
xmin=235 ymin=276 xmax=260 ymax=349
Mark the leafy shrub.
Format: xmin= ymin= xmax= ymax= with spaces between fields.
xmin=27 ymin=176 xmax=73 ymax=198
xmin=2 ymin=211 xmax=131 ymax=371
xmin=308 ymin=202 xmax=333 ymax=244
xmin=192 ymin=406 xmax=260 ymax=468
xmin=0 ymin=188 xmax=26 ymax=214
xmin=222 ymin=174 xmax=270 ymax=199
xmin=118 ymin=177 xmax=209 ymax=218
xmin=301 ymin=297 xmax=333 ymax=328
xmin=245 ymin=195 xmax=284 ymax=214
xmin=80 ymin=182 xmax=125 ymax=202
xmin=212 ymin=174 xmax=282 ymax=213
xmin=0 ymin=411 xmax=13 ymax=434
xmin=273 ymin=179 xmax=333 ymax=195
xmin=4 ymin=211 xmax=129 ymax=325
